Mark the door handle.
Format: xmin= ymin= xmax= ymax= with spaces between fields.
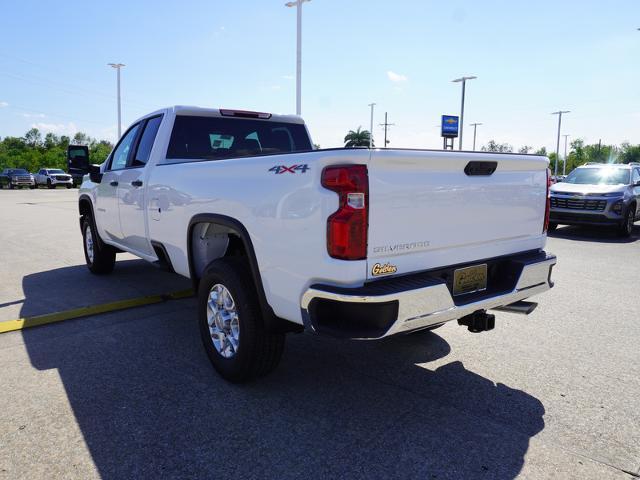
xmin=131 ymin=180 xmax=143 ymax=187
xmin=110 ymin=181 xmax=118 ymax=187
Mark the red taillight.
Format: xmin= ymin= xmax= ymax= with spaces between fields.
xmin=544 ymin=168 xmax=551 ymax=233
xmin=321 ymin=165 xmax=368 ymax=260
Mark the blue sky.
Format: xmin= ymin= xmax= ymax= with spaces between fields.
xmin=1 ymin=0 xmax=639 ymax=152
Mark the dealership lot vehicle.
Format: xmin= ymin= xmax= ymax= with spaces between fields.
xmin=0 ymin=189 xmax=639 ymax=479
xmin=79 ymin=106 xmax=556 ymax=382
xmin=33 ymin=168 xmax=73 ymax=189
xmin=550 ymin=163 xmax=640 ymax=236
xmin=0 ymin=168 xmax=35 ymax=189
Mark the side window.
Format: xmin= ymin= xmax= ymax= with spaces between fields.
xmin=109 ymin=124 xmax=140 ymax=170
xmin=633 ymin=169 xmax=640 ymax=185
xmin=131 ymin=116 xmax=162 ymax=167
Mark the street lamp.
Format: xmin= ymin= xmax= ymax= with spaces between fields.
xmin=285 ymin=0 xmax=310 ymax=116
xmin=551 ymin=110 xmax=570 ymax=177
xmin=470 ymin=122 xmax=483 ymax=151
xmin=563 ymin=134 xmax=570 ymax=175
xmin=108 ymin=63 xmax=125 ymax=138
xmin=452 ymin=75 xmax=477 ymax=150
xmin=368 ymin=103 xmax=376 ymax=148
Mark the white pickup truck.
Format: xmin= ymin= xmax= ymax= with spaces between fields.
xmin=79 ymin=106 xmax=556 ymax=382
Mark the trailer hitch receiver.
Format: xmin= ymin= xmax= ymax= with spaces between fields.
xmin=458 ymin=310 xmax=495 ymax=333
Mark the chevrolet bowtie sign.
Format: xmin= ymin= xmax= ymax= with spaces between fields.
xmin=441 ymin=115 xmax=459 ymax=138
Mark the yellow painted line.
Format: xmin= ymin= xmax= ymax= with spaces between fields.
xmin=0 ymin=289 xmax=194 ymax=334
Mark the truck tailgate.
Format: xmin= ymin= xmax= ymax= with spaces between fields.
xmin=367 ymin=150 xmax=548 ymax=280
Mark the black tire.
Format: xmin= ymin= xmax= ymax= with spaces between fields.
xmin=82 ymin=216 xmax=116 ymax=274
xmin=66 ymin=184 xmax=72 ymax=189
xmin=198 ymin=257 xmax=285 ymax=383
xmin=547 ymin=222 xmax=558 ymax=232
xmin=617 ymin=206 xmax=635 ymax=237
xmin=29 ymin=184 xmax=36 ymax=190
xmin=47 ymin=179 xmax=54 ymax=189
xmin=8 ymin=183 xmax=14 ymax=189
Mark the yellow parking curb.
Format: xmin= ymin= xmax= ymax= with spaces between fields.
xmin=0 ymin=289 xmax=194 ymax=334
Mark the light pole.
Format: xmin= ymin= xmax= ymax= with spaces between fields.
xmin=368 ymin=103 xmax=376 ymax=148
xmin=551 ymin=110 xmax=570 ymax=177
xmin=563 ymin=134 xmax=570 ymax=175
xmin=470 ymin=122 xmax=482 ymax=151
xmin=108 ymin=63 xmax=125 ymax=138
xmin=285 ymin=0 xmax=310 ymax=116
xmin=452 ymin=75 xmax=477 ymax=150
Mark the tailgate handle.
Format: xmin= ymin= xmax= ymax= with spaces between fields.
xmin=464 ymin=161 xmax=497 ymax=176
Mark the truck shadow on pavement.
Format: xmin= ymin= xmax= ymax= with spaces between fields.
xmin=548 ymin=224 xmax=639 ymax=243
xmin=19 ymin=265 xmax=545 ymax=480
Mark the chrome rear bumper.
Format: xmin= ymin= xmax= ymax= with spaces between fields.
xmin=301 ymin=252 xmax=556 ymax=339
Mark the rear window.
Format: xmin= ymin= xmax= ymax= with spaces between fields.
xmin=166 ymin=115 xmax=312 ymax=161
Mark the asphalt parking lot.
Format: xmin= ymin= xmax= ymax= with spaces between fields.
xmin=0 ymin=188 xmax=639 ymax=479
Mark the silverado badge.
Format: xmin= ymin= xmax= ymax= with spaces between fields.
xmin=371 ymin=262 xmax=398 ymax=276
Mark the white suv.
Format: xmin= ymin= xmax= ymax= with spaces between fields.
xmin=34 ymin=169 xmax=73 ymax=189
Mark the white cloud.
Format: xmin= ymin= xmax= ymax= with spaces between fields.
xmin=31 ymin=122 xmax=78 ymax=136
xmin=387 ymin=71 xmax=408 ymax=83
xmin=0 ymin=101 xmax=8 ymax=107
xmin=21 ymin=113 xmax=46 ymax=119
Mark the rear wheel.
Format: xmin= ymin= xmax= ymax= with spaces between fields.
xmin=617 ymin=206 xmax=635 ymax=237
xmin=198 ymin=257 xmax=285 ymax=383
xmin=82 ymin=216 xmax=116 ymax=274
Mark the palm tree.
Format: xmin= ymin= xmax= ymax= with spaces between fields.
xmin=344 ymin=127 xmax=373 ymax=148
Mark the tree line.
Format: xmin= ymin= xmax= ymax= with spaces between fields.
xmin=2 ymin=126 xmax=638 ymax=175
xmin=0 ymin=128 xmax=114 ymax=172
xmin=481 ymin=139 xmax=640 ymax=172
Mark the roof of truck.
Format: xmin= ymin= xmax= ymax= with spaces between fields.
xmin=138 ymin=106 xmax=305 ymax=125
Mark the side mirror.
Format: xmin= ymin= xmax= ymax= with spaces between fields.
xmin=89 ymin=164 xmax=103 ymax=184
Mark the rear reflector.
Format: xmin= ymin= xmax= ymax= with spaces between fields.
xmin=321 ymin=165 xmax=368 ymax=260
xmin=219 ymin=109 xmax=272 ymax=119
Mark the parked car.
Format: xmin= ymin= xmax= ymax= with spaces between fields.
xmin=0 ymin=168 xmax=35 ymax=189
xmin=34 ymin=168 xmax=73 ymax=189
xmin=549 ymin=163 xmax=640 ymax=236
xmin=78 ymin=106 xmax=556 ymax=382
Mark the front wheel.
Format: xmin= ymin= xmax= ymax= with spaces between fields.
xmin=547 ymin=222 xmax=558 ymax=232
xmin=47 ymin=179 xmax=54 ymax=189
xmin=82 ymin=217 xmax=116 ymax=274
xmin=617 ymin=207 xmax=635 ymax=237
xmin=198 ymin=257 xmax=285 ymax=383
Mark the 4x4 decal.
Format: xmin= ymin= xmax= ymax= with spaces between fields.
xmin=268 ymin=164 xmax=309 ymax=174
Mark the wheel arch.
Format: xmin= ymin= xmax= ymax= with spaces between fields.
xmin=187 ymin=213 xmax=301 ymax=334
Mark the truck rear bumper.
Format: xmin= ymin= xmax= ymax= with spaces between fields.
xmin=300 ymin=250 xmax=556 ymax=339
